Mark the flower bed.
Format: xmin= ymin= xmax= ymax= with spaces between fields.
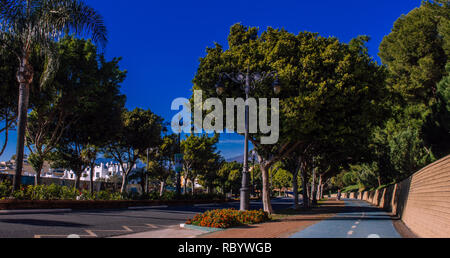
xmin=186 ymin=209 xmax=271 ymax=229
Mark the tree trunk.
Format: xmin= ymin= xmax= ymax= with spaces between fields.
xmin=183 ymin=177 xmax=188 ymax=195
xmin=75 ymin=173 xmax=81 ymax=190
xmin=90 ymin=163 xmax=95 ymax=194
xmin=301 ymin=163 xmax=309 ymax=209
xmin=317 ymin=175 xmax=323 ymax=201
xmin=261 ymin=164 xmax=273 ymax=214
xmin=159 ymin=181 xmax=166 ymax=197
xmin=311 ymin=166 xmax=317 ymax=205
xmin=34 ymin=163 xmax=43 ymax=186
xmin=121 ymin=173 xmax=128 ymax=193
xmin=292 ymin=170 xmax=300 ymax=209
xmin=13 ymin=57 xmax=33 ymax=192
xmin=0 ymin=122 xmax=9 ymax=156
xmin=191 ymin=178 xmax=195 ymax=196
xmin=320 ymin=183 xmax=324 ymax=200
xmin=13 ymin=82 xmax=30 ymax=191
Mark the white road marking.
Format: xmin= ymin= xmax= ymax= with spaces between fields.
xmin=368 ymin=234 xmax=381 ymax=238
xmin=34 ymin=224 xmax=161 ymax=238
xmin=347 ymin=231 xmax=354 ymax=235
xmin=352 ymin=225 xmax=357 ymax=229
xmin=0 ymin=209 xmax=72 ymax=214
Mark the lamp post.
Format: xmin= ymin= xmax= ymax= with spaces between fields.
xmin=175 ymin=118 xmax=183 ymax=198
xmin=215 ymin=68 xmax=280 ymax=211
xmin=146 ymin=148 xmax=149 ymax=194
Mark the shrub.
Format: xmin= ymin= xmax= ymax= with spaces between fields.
xmin=186 ymin=209 xmax=270 ymax=229
xmin=0 ymin=180 xmax=12 ymax=199
xmin=0 ymin=182 xmax=226 ymax=202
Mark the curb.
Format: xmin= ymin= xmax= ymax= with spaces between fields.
xmin=128 ymin=205 xmax=169 ymax=210
xmin=193 ymin=203 xmax=220 ymax=207
xmin=180 ymin=223 xmax=226 ymax=233
xmin=0 ymin=209 xmax=72 ymax=215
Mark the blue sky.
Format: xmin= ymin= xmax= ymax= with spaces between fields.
xmin=1 ymin=0 xmax=423 ymax=161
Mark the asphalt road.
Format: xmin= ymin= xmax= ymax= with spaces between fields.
xmin=0 ymin=198 xmax=294 ymax=238
xmin=289 ymin=199 xmax=401 ymax=238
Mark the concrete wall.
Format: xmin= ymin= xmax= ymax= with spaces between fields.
xmin=347 ymin=155 xmax=450 ymax=238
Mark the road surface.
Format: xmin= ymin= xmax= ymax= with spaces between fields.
xmin=0 ymin=198 xmax=294 ymax=238
xmin=290 ymin=199 xmax=401 ymax=238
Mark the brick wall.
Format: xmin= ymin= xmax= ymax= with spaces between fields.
xmin=347 ymin=155 xmax=450 ymax=238
xmin=400 ymin=156 xmax=450 ymax=238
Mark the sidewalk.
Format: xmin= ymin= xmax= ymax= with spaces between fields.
xmin=290 ymin=199 xmax=401 ymax=238
xmin=110 ymin=225 xmax=206 ymax=238
xmin=200 ymin=200 xmax=345 ymax=238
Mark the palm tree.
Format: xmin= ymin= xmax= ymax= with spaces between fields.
xmin=0 ymin=0 xmax=107 ymax=191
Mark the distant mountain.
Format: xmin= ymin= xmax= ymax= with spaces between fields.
xmin=226 ymin=154 xmax=245 ymax=163
xmin=226 ymin=152 xmax=259 ymax=164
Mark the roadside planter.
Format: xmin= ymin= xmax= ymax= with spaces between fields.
xmin=180 ymin=223 xmax=225 ymax=233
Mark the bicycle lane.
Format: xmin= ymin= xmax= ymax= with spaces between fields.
xmin=289 ymin=199 xmax=401 ymax=238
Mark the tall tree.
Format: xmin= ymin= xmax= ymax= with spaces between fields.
xmin=373 ymin=1 xmax=450 ymax=183
xmin=217 ymin=161 xmax=243 ymax=195
xmin=141 ymin=134 xmax=179 ymax=196
xmin=0 ymin=0 xmax=107 ymax=191
xmin=193 ymin=24 xmax=387 ymax=213
xmin=379 ymin=1 xmax=449 ymax=103
xmin=198 ymin=153 xmax=224 ymax=194
xmin=105 ymin=108 xmax=163 ymax=193
xmin=0 ymin=45 xmax=18 ymax=156
xmin=180 ymin=134 xmax=219 ymax=195
xmin=47 ymin=37 xmax=125 ymax=190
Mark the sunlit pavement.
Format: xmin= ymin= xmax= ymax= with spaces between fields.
xmin=290 ymin=199 xmax=401 ymax=238
xmin=0 ymin=198 xmax=293 ymax=238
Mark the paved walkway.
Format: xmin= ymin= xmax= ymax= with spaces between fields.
xmin=201 ymin=199 xmax=344 ymax=238
xmin=290 ymin=199 xmax=401 ymax=238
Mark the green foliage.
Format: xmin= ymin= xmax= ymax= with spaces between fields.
xmin=216 ymin=161 xmax=243 ymax=194
xmin=423 ymin=62 xmax=450 ymax=157
xmin=332 ymin=163 xmax=379 ymax=191
xmin=0 ymin=182 xmax=124 ymax=201
xmin=105 ymin=108 xmax=164 ymax=192
xmin=0 ymin=180 xmax=12 ymax=198
xmin=357 ymin=1 xmax=450 ymax=188
xmin=30 ymin=36 xmax=126 ymax=185
xmin=379 ymin=1 xmax=449 ymax=104
xmin=389 ymin=126 xmax=436 ymax=176
xmin=342 ymin=185 xmax=361 ymax=193
xmin=180 ymin=134 xmax=220 ymax=192
xmin=0 ymin=46 xmax=18 ymax=156
xmin=193 ymin=24 xmax=387 ymax=212
xmin=194 ymin=24 xmax=386 ymax=149
xmin=272 ymin=169 xmax=292 ymax=190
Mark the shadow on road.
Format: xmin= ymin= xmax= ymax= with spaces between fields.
xmin=0 ymin=219 xmax=89 ymax=227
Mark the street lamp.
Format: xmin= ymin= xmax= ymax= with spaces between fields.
xmin=215 ymin=68 xmax=280 ymax=211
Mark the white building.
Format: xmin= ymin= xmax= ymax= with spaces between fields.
xmin=43 ymin=162 xmax=139 ymax=182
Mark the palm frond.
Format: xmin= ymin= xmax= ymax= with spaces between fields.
xmin=38 ymin=0 xmax=107 ymax=47
xmin=0 ymin=0 xmax=107 ymax=51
